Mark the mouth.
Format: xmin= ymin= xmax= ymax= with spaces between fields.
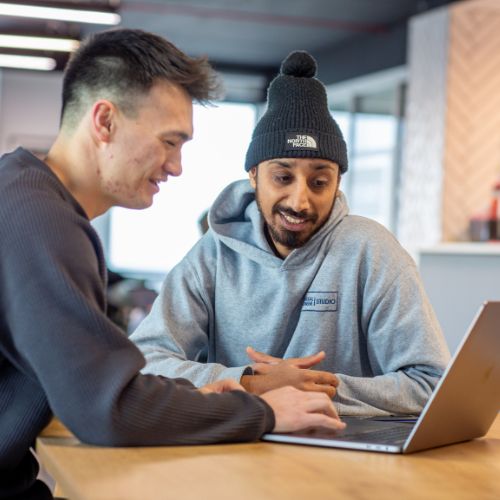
xmin=278 ymin=210 xmax=313 ymax=232
xmin=149 ymin=176 xmax=168 ymax=192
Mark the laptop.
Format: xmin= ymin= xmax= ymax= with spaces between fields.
xmin=262 ymin=301 xmax=500 ymax=453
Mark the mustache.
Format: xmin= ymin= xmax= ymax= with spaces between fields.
xmin=273 ymin=205 xmax=317 ymax=223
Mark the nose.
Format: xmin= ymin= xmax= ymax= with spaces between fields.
xmin=164 ymin=149 xmax=183 ymax=177
xmin=288 ymin=178 xmax=311 ymax=213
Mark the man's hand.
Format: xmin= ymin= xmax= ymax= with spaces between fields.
xmin=260 ymin=386 xmax=346 ymax=433
xmin=199 ymin=379 xmax=245 ymax=394
xmin=241 ymin=347 xmax=339 ymax=397
xmin=247 ymin=346 xmax=327 ymax=369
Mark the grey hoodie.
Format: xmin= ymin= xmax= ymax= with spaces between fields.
xmin=130 ymin=180 xmax=450 ymax=415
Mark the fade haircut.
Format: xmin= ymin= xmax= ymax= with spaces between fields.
xmin=60 ymin=28 xmax=221 ymax=131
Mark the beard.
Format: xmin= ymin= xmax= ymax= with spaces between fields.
xmin=266 ymin=205 xmax=317 ymax=249
xmin=255 ymin=186 xmax=336 ymax=252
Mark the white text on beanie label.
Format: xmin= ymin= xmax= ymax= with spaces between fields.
xmin=285 ymin=133 xmax=318 ymax=150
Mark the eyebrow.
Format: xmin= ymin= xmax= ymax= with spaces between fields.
xmin=269 ymin=160 xmax=293 ymax=168
xmin=313 ymin=164 xmax=337 ymax=172
xmin=269 ymin=160 xmax=337 ymax=172
xmin=164 ymin=131 xmax=192 ymax=142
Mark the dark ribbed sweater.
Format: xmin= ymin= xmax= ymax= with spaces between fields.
xmin=0 ymin=148 xmax=274 ymax=499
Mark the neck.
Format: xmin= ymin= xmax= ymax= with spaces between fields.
xmin=44 ymin=130 xmax=108 ymax=220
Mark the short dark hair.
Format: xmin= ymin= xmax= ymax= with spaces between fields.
xmin=61 ymin=28 xmax=221 ymax=130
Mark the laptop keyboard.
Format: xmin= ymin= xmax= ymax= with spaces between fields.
xmin=339 ymin=425 xmax=413 ymax=444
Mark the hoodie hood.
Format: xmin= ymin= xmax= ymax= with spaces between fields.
xmin=208 ymin=179 xmax=349 ymax=268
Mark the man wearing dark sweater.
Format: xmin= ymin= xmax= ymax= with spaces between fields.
xmin=0 ymin=29 xmax=343 ymax=499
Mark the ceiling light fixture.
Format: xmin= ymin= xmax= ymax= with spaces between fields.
xmin=0 ymin=53 xmax=56 ymax=70
xmin=0 ymin=34 xmax=79 ymax=52
xmin=0 ymin=2 xmax=120 ymax=25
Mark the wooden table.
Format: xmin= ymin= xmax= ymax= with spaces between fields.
xmin=37 ymin=415 xmax=500 ymax=500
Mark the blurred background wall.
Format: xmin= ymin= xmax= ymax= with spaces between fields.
xmin=1 ymin=0 xmax=499 ymax=348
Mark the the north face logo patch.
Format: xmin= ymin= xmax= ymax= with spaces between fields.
xmin=285 ymin=133 xmax=318 ymax=150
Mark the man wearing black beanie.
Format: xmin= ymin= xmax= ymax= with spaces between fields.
xmin=131 ymin=51 xmax=449 ymax=417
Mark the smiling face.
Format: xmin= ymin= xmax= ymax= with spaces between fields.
xmin=97 ymin=80 xmax=193 ymax=211
xmin=249 ymin=158 xmax=340 ymax=258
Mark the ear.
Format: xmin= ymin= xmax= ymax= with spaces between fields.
xmin=248 ymin=166 xmax=257 ymax=189
xmin=333 ymin=163 xmax=341 ymax=187
xmin=91 ymin=100 xmax=115 ymax=143
xmin=335 ymin=170 xmax=342 ymax=197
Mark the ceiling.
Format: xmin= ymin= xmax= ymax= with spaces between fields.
xmin=0 ymin=0 xmax=459 ymax=100
xmin=118 ymin=0 xmax=454 ymax=68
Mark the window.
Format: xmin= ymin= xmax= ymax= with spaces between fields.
xmin=349 ymin=103 xmax=398 ymax=227
xmin=328 ymin=68 xmax=405 ymax=234
xmin=106 ymin=102 xmax=256 ymax=277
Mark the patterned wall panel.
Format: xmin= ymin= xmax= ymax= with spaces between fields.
xmin=442 ymin=0 xmax=500 ymax=241
xmin=398 ymin=8 xmax=449 ymax=257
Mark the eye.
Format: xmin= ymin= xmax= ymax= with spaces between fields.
xmin=273 ymin=175 xmax=291 ymax=185
xmin=311 ymin=178 xmax=330 ymax=189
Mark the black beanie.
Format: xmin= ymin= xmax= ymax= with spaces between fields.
xmin=244 ymin=50 xmax=348 ymax=173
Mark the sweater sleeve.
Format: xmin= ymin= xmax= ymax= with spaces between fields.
xmin=130 ymin=243 xmax=252 ymax=387
xmin=1 ymin=186 xmax=274 ymax=446
xmin=334 ymin=249 xmax=450 ymax=416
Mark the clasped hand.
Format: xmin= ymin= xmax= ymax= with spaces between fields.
xmin=241 ymin=346 xmax=339 ymax=397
